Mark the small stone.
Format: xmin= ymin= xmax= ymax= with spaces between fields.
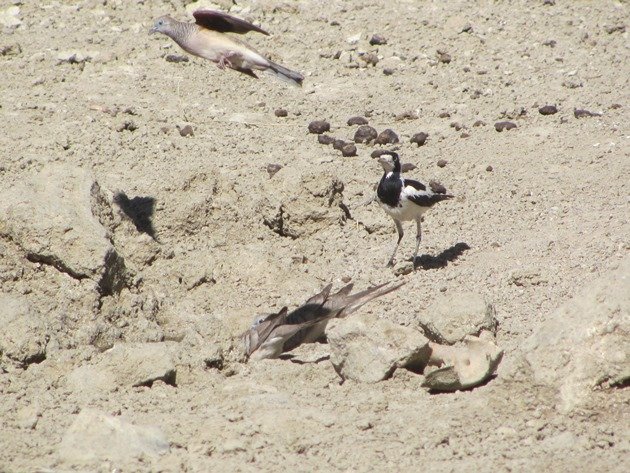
xmin=341 ymin=143 xmax=357 ymax=157
xmin=369 ymin=34 xmax=387 ymax=45
xmin=354 ymin=125 xmax=378 ymax=144
xmin=375 ymin=129 xmax=399 ymax=145
xmin=429 ymin=180 xmax=447 ymax=194
xmin=473 ymin=120 xmax=486 ymax=127
xmin=165 ymin=54 xmax=188 ymax=63
xmin=604 ymin=24 xmax=626 ymax=34
xmin=494 ymin=121 xmax=517 ymax=132
xmin=383 ymin=67 xmax=395 ymax=76
xmin=574 ymin=108 xmax=602 ymax=118
xmin=274 ymin=108 xmax=288 ymax=117
xmin=115 ymin=121 xmax=137 ymax=132
xmin=543 ymin=0 xmax=555 ymax=5
xmin=266 ymin=163 xmax=283 ymax=178
xmin=308 ymin=120 xmax=331 ymax=134
xmin=400 ymin=163 xmax=417 ymax=173
xmin=436 ymin=49 xmax=451 ymax=64
xmin=486 ymin=165 xmax=493 ymax=172
xmin=370 ymin=149 xmax=390 ymax=159
xmin=460 ymin=132 xmax=470 ymax=138
xmin=0 ymin=42 xmax=21 ymax=56
xmin=394 ymin=111 xmax=418 ymax=121
xmin=450 ymin=122 xmax=464 ymax=131
xmin=437 ymin=159 xmax=448 ymax=168
xmin=542 ymin=39 xmax=557 ymax=48
xmin=333 ymin=139 xmax=348 ymax=151
xmin=178 ymin=124 xmax=194 ymax=137
xmin=438 ymin=111 xmax=451 ymax=118
xmin=317 ymin=134 xmax=335 ymax=145
xmin=359 ymin=52 xmax=379 ymax=66
xmin=410 ymin=132 xmax=429 ymax=146
xmin=347 ymin=116 xmax=368 ymax=126
xmin=539 ymin=105 xmax=558 ymax=115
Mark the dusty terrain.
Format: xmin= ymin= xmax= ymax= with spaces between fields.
xmin=1 ymin=0 xmax=629 ymax=471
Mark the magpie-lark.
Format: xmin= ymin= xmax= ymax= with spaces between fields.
xmin=376 ymin=151 xmax=453 ymax=268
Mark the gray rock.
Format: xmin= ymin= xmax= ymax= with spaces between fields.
xmin=58 ymin=409 xmax=169 ymax=466
xmin=419 ymin=292 xmax=497 ymax=344
xmin=0 ymin=164 xmax=127 ymax=295
xmin=328 ymin=314 xmax=430 ymax=383
xmin=521 ymin=257 xmax=630 ymax=412
xmin=0 ymin=295 xmax=48 ymax=369
xmin=422 ymin=336 xmax=504 ymax=392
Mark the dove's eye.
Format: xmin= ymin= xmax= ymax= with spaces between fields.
xmin=158 ymin=20 xmax=164 ymax=26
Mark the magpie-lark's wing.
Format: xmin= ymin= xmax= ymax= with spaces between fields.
xmin=403 ymin=182 xmax=453 ymax=207
xmin=403 ymin=179 xmax=427 ymax=192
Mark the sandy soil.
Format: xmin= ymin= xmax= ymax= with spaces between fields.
xmin=1 ymin=0 xmax=628 ymax=471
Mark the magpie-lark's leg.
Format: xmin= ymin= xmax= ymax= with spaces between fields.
xmin=413 ymin=218 xmax=422 ymax=269
xmin=387 ymin=220 xmax=404 ymax=267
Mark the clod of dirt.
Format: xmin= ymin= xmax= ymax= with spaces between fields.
xmin=429 ymin=180 xmax=448 ymax=194
xmin=437 ymin=159 xmax=448 ymax=168
xmin=318 ymin=134 xmax=335 ymax=145
xmin=274 ymin=109 xmax=288 ymax=117
xmin=494 ymin=121 xmax=517 ymax=132
xmin=422 ymin=337 xmax=504 ymax=392
xmin=341 ymin=143 xmax=358 ymax=157
xmin=165 ymin=54 xmax=188 ymax=63
xmin=383 ymin=68 xmax=395 ymax=76
xmin=360 ymin=52 xmax=379 ymax=66
xmin=354 ymin=125 xmax=378 ymax=144
xmin=347 ymin=116 xmax=369 ymax=126
xmin=539 ymin=105 xmax=558 ymax=115
xmin=486 ymin=165 xmax=494 ymax=172
xmin=473 ymin=120 xmax=486 ymax=127
xmin=394 ymin=111 xmax=418 ymax=121
xmin=369 ymin=34 xmax=387 ymax=45
xmin=436 ymin=49 xmax=452 ymax=64
xmin=450 ymin=122 xmax=464 ymax=131
xmin=574 ymin=108 xmax=602 ymax=118
xmin=266 ymin=164 xmax=283 ymax=178
xmin=177 ymin=124 xmax=194 ymax=137
xmin=460 ymin=132 xmax=470 ymax=138
xmin=115 ymin=121 xmax=137 ymax=132
xmin=438 ymin=111 xmax=451 ymax=118
xmin=375 ymin=129 xmax=399 ymax=145
xmin=410 ymin=132 xmax=429 ymax=146
xmin=308 ymin=120 xmax=331 ymax=134
xmin=401 ymin=163 xmax=417 ymax=172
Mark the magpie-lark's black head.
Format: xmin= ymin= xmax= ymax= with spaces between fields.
xmin=377 ymin=151 xmax=400 ymax=173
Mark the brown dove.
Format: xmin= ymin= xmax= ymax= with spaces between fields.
xmin=242 ymin=281 xmax=404 ymax=360
xmin=150 ymin=9 xmax=304 ymax=86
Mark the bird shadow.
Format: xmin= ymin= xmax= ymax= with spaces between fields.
xmin=413 ymin=242 xmax=470 ymax=270
xmin=113 ymin=192 xmax=158 ymax=240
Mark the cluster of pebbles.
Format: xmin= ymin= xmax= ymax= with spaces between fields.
xmin=306 ymin=117 xmax=431 ymax=159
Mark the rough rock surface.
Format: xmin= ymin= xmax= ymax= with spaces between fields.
xmin=419 ymin=292 xmax=498 ymax=344
xmin=58 ymin=409 xmax=169 ymax=466
xmin=328 ymin=314 xmax=430 ymax=382
xmin=0 ymin=295 xmax=48 ymax=370
xmin=519 ymin=257 xmax=630 ymax=412
xmin=0 ymin=164 xmax=126 ymax=295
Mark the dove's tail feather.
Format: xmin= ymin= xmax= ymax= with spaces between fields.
xmin=336 ymin=281 xmax=405 ymax=318
xmin=267 ymin=61 xmax=304 ymax=86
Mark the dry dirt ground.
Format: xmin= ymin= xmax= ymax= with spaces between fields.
xmin=1 ymin=0 xmax=629 ymax=471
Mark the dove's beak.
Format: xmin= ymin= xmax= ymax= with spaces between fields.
xmin=149 ymin=26 xmax=157 ymax=35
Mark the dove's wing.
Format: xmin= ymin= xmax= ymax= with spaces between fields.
xmin=285 ymin=284 xmax=333 ymax=324
xmin=193 ymin=9 xmax=270 ymax=36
